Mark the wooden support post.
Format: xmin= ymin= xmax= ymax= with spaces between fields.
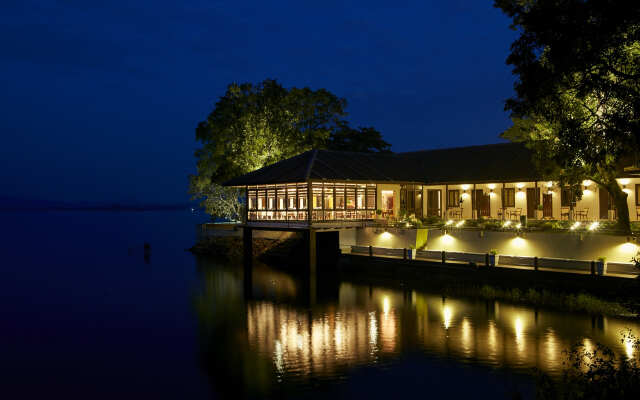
xmin=441 ymin=250 xmax=446 ymax=264
xmin=403 ymin=248 xmax=407 ymax=260
xmin=485 ymin=253 xmax=489 ymax=267
xmin=534 ymin=256 xmax=539 ymax=271
xmin=369 ymin=245 xmax=373 ymax=257
xmin=308 ymin=229 xmax=317 ymax=305
xmin=590 ymin=260 xmax=595 ymax=275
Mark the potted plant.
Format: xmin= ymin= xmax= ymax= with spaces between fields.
xmin=488 ymin=249 xmax=499 ymax=267
xmin=596 ymin=256 xmax=607 ymax=275
xmin=376 ymin=209 xmax=383 ymax=219
xmin=536 ymin=204 xmax=543 ymax=220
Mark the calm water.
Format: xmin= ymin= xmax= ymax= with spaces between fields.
xmin=2 ymin=211 xmax=639 ymax=399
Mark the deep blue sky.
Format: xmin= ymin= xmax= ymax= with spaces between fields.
xmin=0 ymin=0 xmax=518 ymax=204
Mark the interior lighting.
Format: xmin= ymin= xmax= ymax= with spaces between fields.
xmin=588 ymin=222 xmax=599 ymax=231
xmin=570 ymin=222 xmax=581 ymax=230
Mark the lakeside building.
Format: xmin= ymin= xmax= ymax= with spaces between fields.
xmin=223 ymin=143 xmax=640 ymax=226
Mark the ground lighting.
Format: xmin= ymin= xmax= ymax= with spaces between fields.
xmin=570 ymin=222 xmax=581 ymax=230
xmin=446 ymin=219 xmax=454 ymax=226
xmin=588 ymin=221 xmax=599 ymax=231
xmin=503 ymin=220 xmax=511 ymax=228
xmin=455 ymin=220 xmax=465 ymax=227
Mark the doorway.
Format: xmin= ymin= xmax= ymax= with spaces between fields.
xmin=427 ymin=189 xmax=441 ymax=217
xmin=542 ymin=193 xmax=553 ymax=218
xmin=526 ymin=188 xmax=540 ymax=218
xmin=473 ymin=189 xmax=491 ymax=218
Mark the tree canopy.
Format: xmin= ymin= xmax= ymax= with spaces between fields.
xmin=190 ymin=79 xmax=390 ymax=219
xmin=495 ymin=0 xmax=640 ymax=233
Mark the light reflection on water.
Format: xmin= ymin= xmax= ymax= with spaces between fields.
xmin=196 ymin=260 xmax=640 ymax=394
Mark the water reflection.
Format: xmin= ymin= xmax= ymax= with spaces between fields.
xmin=194 ymin=258 xmax=640 ymax=397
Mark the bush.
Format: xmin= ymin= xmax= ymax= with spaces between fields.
xmin=536 ymin=332 xmax=640 ymax=399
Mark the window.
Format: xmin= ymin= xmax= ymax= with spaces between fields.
xmin=447 ymin=190 xmax=460 ymax=208
xmin=561 ymin=188 xmax=574 ymax=207
xmin=502 ymin=188 xmax=515 ymax=207
xmin=335 ymin=184 xmax=345 ymax=209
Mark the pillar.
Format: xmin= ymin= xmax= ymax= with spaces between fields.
xmin=308 ymin=229 xmax=317 ymax=305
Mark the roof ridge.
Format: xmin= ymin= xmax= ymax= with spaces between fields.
xmin=304 ymin=149 xmax=318 ymax=180
xmin=399 ymin=142 xmax=518 ymax=155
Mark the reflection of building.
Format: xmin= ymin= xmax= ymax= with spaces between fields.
xmin=243 ymin=282 xmax=640 ymax=379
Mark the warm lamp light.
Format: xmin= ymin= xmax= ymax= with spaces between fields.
xmin=516 ymin=183 xmax=525 ymax=189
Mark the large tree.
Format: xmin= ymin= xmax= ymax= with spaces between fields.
xmin=495 ymin=0 xmax=640 ymax=234
xmin=190 ymin=79 xmax=390 ymax=220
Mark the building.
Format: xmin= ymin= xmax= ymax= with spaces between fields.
xmin=223 ymin=143 xmax=640 ymax=226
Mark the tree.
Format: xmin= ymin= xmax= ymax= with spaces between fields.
xmin=190 ymin=79 xmax=390 ymax=219
xmin=495 ymin=0 xmax=640 ymax=234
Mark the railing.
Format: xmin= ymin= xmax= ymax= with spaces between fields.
xmin=350 ymin=246 xmax=639 ymax=277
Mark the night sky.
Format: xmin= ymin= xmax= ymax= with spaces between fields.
xmin=1 ymin=1 xmax=517 ymax=204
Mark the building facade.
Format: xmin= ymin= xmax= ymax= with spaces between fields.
xmin=224 ymin=143 xmax=640 ymax=225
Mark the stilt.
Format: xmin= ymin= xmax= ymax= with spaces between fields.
xmin=308 ymin=229 xmax=317 ymax=305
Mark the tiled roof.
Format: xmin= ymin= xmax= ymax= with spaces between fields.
xmin=222 ymin=142 xmax=542 ymax=186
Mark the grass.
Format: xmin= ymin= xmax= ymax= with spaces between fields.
xmin=441 ymin=284 xmax=634 ymax=317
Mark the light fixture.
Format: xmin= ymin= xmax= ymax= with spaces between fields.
xmin=446 ymin=219 xmax=454 ymax=226
xmin=503 ymin=220 xmax=511 ymax=228
xmin=488 ymin=184 xmax=496 ymax=189
xmin=588 ymin=222 xmax=599 ymax=231
xmin=570 ymin=221 xmax=581 ymax=230
xmin=455 ymin=220 xmax=465 ymax=227
xmin=515 ymin=223 xmax=522 ymax=229
xmin=546 ymin=181 xmax=553 ymax=188
xmin=461 ymin=184 xmax=470 ymax=191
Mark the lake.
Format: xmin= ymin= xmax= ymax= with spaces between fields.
xmin=2 ymin=210 xmax=638 ymax=399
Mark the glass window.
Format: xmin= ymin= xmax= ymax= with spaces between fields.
xmin=248 ymin=190 xmax=257 ymax=210
xmin=297 ymin=184 xmax=307 ymax=210
xmin=323 ymin=183 xmax=334 ymax=209
xmin=356 ymin=185 xmax=366 ymax=209
xmin=267 ymin=189 xmax=276 ymax=210
xmin=366 ymin=186 xmax=376 ymax=209
xmin=257 ymin=190 xmax=267 ymax=210
xmin=447 ymin=190 xmax=460 ymax=208
xmin=312 ymin=184 xmax=323 ymax=209
xmin=502 ymin=188 xmax=515 ymax=207
xmin=346 ymin=185 xmax=356 ymax=209
xmin=277 ymin=187 xmax=286 ymax=210
xmin=335 ymin=184 xmax=345 ymax=209
xmin=287 ymin=186 xmax=297 ymax=209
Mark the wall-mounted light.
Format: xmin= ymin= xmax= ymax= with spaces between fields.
xmin=461 ymin=184 xmax=470 ymax=191
xmin=546 ymin=181 xmax=553 ymax=188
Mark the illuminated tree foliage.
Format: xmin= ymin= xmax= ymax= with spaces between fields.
xmin=495 ymin=0 xmax=640 ymax=234
xmin=190 ymin=79 xmax=389 ymax=219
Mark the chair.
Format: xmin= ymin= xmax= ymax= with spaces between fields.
xmin=560 ymin=207 xmax=570 ymax=220
xmin=576 ymin=208 xmax=589 ymax=221
xmin=510 ymin=208 xmax=522 ymax=220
